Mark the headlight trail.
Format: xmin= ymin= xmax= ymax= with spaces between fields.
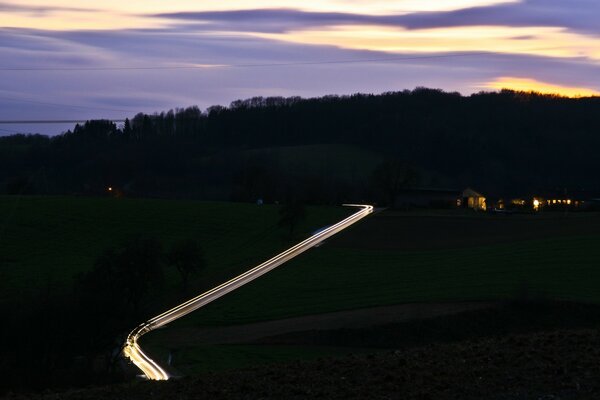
xmin=123 ymin=204 xmax=373 ymax=380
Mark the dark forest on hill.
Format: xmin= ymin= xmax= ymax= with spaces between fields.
xmin=2 ymin=88 xmax=599 ymax=203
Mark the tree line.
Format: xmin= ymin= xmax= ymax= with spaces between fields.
xmin=1 ymin=88 xmax=599 ymax=203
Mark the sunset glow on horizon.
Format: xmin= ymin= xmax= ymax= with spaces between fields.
xmin=484 ymin=77 xmax=600 ymax=97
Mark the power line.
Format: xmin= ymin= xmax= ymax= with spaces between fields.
xmin=0 ymin=120 xmax=125 ymax=124
xmin=0 ymin=127 xmax=19 ymax=133
xmin=0 ymin=52 xmax=490 ymax=72
xmin=0 ymin=95 xmax=138 ymax=113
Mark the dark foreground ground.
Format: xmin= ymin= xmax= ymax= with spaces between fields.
xmin=6 ymin=328 xmax=599 ymax=400
xmin=6 ymin=301 xmax=600 ymax=400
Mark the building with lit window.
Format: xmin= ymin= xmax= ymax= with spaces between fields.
xmin=462 ymin=188 xmax=487 ymax=211
xmin=535 ymin=189 xmax=600 ymax=211
xmin=494 ymin=189 xmax=600 ymax=212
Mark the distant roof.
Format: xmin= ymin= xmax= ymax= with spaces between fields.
xmin=463 ymin=187 xmax=484 ymax=198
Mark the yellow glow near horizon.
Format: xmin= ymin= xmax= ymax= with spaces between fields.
xmin=253 ymin=25 xmax=600 ymax=61
xmin=485 ymin=77 xmax=600 ymax=97
xmin=0 ymin=0 xmax=518 ymax=30
xmin=5 ymin=0 xmax=520 ymax=16
xmin=0 ymin=10 xmax=157 ymax=30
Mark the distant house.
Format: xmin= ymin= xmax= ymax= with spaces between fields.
xmin=393 ymin=187 xmax=489 ymax=210
xmin=494 ymin=189 xmax=600 ymax=212
xmin=534 ymin=189 xmax=600 ymax=211
xmin=462 ymin=188 xmax=487 ymax=211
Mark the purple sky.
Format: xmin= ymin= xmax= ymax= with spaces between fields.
xmin=1 ymin=0 xmax=599 ymax=135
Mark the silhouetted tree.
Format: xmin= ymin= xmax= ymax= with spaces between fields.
xmin=118 ymin=237 xmax=164 ymax=312
xmin=372 ymin=160 xmax=420 ymax=207
xmin=167 ymin=239 xmax=205 ymax=291
xmin=5 ymin=176 xmax=33 ymax=194
xmin=79 ymin=237 xmax=164 ymax=315
xmin=278 ymin=199 xmax=306 ymax=237
xmin=123 ymin=118 xmax=132 ymax=138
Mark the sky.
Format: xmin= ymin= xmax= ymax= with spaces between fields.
xmin=1 ymin=0 xmax=599 ymax=135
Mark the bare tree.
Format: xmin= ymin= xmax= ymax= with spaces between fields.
xmin=278 ymin=199 xmax=307 ymax=238
xmin=372 ymin=160 xmax=419 ymax=207
xmin=167 ymin=239 xmax=205 ymax=291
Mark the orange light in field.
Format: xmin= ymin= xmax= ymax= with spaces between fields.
xmin=108 ymin=187 xmax=113 ymax=192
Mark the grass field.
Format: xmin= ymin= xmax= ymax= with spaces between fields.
xmin=0 ymin=196 xmax=349 ymax=304
xmin=139 ymin=210 xmax=600 ymax=375
xmin=4 ymin=196 xmax=600 ymax=377
xmin=169 ymin=212 xmax=600 ymax=327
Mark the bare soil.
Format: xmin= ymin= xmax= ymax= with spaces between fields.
xmin=152 ymin=301 xmax=495 ymax=346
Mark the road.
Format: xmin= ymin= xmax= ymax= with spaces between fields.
xmin=123 ymin=204 xmax=373 ymax=380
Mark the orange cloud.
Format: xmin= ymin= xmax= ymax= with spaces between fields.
xmin=483 ymin=77 xmax=599 ymax=97
xmin=253 ymin=25 xmax=600 ymax=61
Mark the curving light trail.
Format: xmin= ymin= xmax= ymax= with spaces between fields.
xmin=123 ymin=204 xmax=373 ymax=380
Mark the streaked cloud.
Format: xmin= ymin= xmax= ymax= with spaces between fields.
xmin=381 ymin=0 xmax=600 ymax=36
xmin=156 ymin=1 xmax=600 ymax=37
xmin=0 ymin=1 xmax=522 ymax=30
xmin=0 ymin=1 xmax=92 ymax=13
xmin=252 ymin=25 xmax=600 ymax=61
xmin=3 ymin=0 xmax=520 ymax=18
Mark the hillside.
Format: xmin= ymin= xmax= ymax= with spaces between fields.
xmin=2 ymin=89 xmax=600 ymax=202
xmin=125 ymin=209 xmax=600 ymax=378
xmin=153 ymin=210 xmax=600 ymax=328
xmin=3 ymin=197 xmax=600 ymax=395
xmin=0 ymin=196 xmax=349 ymax=393
xmin=0 ymin=196 xmax=347 ymax=304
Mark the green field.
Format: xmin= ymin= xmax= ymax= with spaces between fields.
xmin=3 ymin=196 xmax=600 ymax=376
xmin=169 ymin=215 xmax=600 ymax=327
xmin=0 ymin=196 xmax=349 ymax=304
xmin=4 ymin=197 xmax=599 ymax=320
xmin=140 ymin=210 xmax=600 ymax=375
